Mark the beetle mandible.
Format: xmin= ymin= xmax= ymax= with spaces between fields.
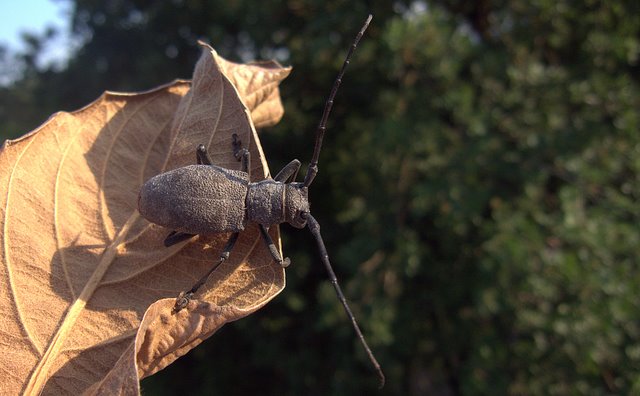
xmin=138 ymin=15 xmax=383 ymax=387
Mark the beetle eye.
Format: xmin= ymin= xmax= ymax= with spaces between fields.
xmin=292 ymin=211 xmax=308 ymax=227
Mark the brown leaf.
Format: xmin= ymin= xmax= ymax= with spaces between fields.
xmin=202 ymin=41 xmax=291 ymax=129
xmin=85 ymin=299 xmax=246 ymax=395
xmin=0 ymin=45 xmax=288 ymax=395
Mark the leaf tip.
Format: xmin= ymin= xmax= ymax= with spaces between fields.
xmin=197 ymin=40 xmax=216 ymax=55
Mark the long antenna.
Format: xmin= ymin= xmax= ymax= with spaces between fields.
xmin=303 ymin=14 xmax=373 ymax=187
xmin=305 ymin=213 xmax=385 ymax=388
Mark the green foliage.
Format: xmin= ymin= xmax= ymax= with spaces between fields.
xmin=2 ymin=0 xmax=639 ymax=394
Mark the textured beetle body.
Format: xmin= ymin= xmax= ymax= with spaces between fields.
xmin=247 ymin=180 xmax=310 ymax=229
xmin=138 ymin=164 xmax=310 ymax=234
xmin=136 ymin=15 xmax=384 ymax=387
xmin=138 ymin=164 xmax=249 ymax=234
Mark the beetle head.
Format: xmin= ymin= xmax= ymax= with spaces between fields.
xmin=285 ymin=182 xmax=310 ymax=228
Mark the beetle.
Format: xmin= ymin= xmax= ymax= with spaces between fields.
xmin=138 ymin=15 xmax=383 ymax=387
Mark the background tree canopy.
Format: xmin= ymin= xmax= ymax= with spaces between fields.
xmin=1 ymin=0 xmax=639 ymax=394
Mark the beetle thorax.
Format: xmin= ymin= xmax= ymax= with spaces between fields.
xmin=246 ymin=179 xmax=286 ymax=226
xmin=245 ymin=180 xmax=309 ymax=228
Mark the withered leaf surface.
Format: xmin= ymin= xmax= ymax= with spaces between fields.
xmin=0 ymin=44 xmax=288 ymax=395
xmin=205 ymin=41 xmax=291 ymax=129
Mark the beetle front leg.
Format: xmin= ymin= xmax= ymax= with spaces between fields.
xmin=232 ymin=133 xmax=251 ymax=175
xmin=173 ymin=232 xmax=240 ymax=312
xmin=274 ymin=159 xmax=301 ymax=183
xmin=259 ymin=224 xmax=291 ymax=267
xmin=164 ymin=230 xmax=196 ymax=247
xmin=196 ymin=144 xmax=213 ymax=165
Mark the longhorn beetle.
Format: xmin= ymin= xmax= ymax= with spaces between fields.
xmin=138 ymin=15 xmax=383 ymax=387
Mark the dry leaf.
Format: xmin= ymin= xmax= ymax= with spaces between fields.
xmin=191 ymin=40 xmax=291 ymax=130
xmin=0 ymin=44 xmax=289 ymax=395
xmin=204 ymin=41 xmax=291 ymax=129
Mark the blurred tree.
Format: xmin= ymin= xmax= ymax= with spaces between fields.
xmin=1 ymin=0 xmax=639 ymax=395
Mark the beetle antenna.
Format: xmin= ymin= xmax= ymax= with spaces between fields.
xmin=303 ymin=14 xmax=372 ymax=188
xmin=305 ymin=213 xmax=385 ymax=388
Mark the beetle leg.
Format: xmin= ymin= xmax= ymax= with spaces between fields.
xmin=196 ymin=144 xmax=213 ymax=165
xmin=232 ymin=133 xmax=251 ymax=175
xmin=274 ymin=159 xmax=301 ymax=183
xmin=164 ymin=231 xmax=197 ymax=247
xmin=173 ymin=232 xmax=240 ymax=312
xmin=259 ymin=224 xmax=291 ymax=267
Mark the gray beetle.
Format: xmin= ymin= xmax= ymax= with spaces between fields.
xmin=138 ymin=15 xmax=384 ymax=387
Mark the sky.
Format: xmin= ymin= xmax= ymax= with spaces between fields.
xmin=0 ymin=0 xmax=70 ymax=47
xmin=0 ymin=0 xmax=72 ymax=59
